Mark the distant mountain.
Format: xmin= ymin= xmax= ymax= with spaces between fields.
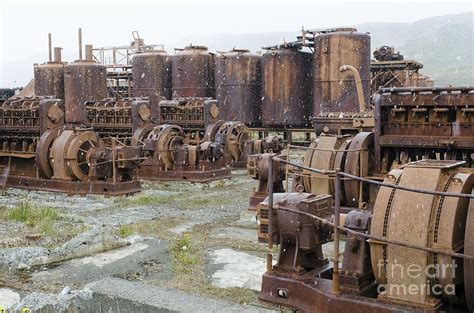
xmin=357 ymin=12 xmax=473 ymax=86
xmin=169 ymin=12 xmax=473 ymax=86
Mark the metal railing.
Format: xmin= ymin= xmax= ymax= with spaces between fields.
xmin=265 ymin=155 xmax=474 ymax=295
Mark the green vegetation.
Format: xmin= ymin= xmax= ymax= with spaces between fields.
xmin=0 ymin=201 xmax=61 ymax=235
xmin=0 ymin=201 xmax=85 ymax=239
xmin=113 ymin=217 xmax=185 ymax=239
xmin=116 ymin=193 xmax=178 ymax=207
xmin=169 ymin=233 xmax=199 ymax=274
xmin=179 ymin=196 xmax=235 ymax=210
xmin=3 ymin=201 xmax=59 ymax=226
xmin=116 ymin=224 xmax=134 ymax=238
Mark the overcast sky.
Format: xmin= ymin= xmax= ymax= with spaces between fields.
xmin=0 ymin=0 xmax=472 ymax=87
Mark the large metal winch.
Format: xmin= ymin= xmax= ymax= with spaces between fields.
xmin=370 ymin=160 xmax=473 ymax=308
xmin=302 ymin=132 xmax=374 ymax=207
xmin=133 ymin=123 xmax=230 ymax=182
xmin=257 ymin=160 xmax=474 ymax=312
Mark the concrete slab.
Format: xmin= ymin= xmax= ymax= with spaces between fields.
xmin=72 ymin=277 xmax=276 ymax=313
xmin=231 ymin=209 xmax=258 ymax=227
xmin=32 ymin=238 xmax=171 ymax=287
xmin=207 ymin=248 xmax=268 ymax=291
xmin=0 ymin=288 xmax=20 ymax=309
xmin=210 ymin=226 xmax=257 ymax=242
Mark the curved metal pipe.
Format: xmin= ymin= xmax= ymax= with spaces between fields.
xmin=340 ymin=64 xmax=366 ymax=112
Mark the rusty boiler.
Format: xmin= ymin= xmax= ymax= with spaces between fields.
xmin=214 ymin=49 xmax=262 ymax=125
xmin=64 ymin=31 xmax=107 ymax=123
xmin=34 ymin=34 xmax=65 ymax=99
xmin=171 ymin=45 xmax=215 ymax=98
xmin=261 ymin=46 xmax=313 ymax=128
xmin=132 ymin=50 xmax=172 ymax=104
xmin=313 ymin=28 xmax=370 ymax=115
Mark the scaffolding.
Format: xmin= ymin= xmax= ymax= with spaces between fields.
xmin=92 ymin=31 xmax=165 ymax=99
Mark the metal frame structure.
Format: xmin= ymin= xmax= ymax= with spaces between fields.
xmin=92 ymin=31 xmax=165 ymax=99
xmin=370 ymin=60 xmax=424 ymax=96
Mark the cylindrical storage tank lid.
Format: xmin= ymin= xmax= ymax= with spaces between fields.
xmin=261 ymin=47 xmax=313 ymax=128
xmin=214 ymin=48 xmax=262 ymax=125
xmin=313 ymin=28 xmax=370 ymax=116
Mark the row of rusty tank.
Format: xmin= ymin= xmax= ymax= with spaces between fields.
xmin=35 ymin=28 xmax=370 ymax=129
xmin=34 ymin=38 xmax=108 ymax=124
xmin=131 ymin=28 xmax=370 ymax=129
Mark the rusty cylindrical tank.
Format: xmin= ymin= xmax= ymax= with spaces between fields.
xmin=171 ymin=45 xmax=215 ymax=98
xmin=34 ymin=44 xmax=65 ymax=99
xmin=313 ymin=28 xmax=370 ymax=115
xmin=214 ymin=49 xmax=262 ymax=126
xmin=64 ymin=47 xmax=107 ymax=123
xmin=132 ymin=51 xmax=172 ymax=104
xmin=261 ymin=47 xmax=313 ymax=128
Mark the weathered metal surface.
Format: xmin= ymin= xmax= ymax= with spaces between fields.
xmin=133 ymin=123 xmax=231 ymax=183
xmin=374 ymin=87 xmax=474 ymax=173
xmin=247 ymin=154 xmax=286 ymax=211
xmin=64 ymin=60 xmax=107 ymax=123
xmin=84 ymin=98 xmax=154 ymax=141
xmin=213 ymin=121 xmax=250 ymax=162
xmin=171 ymin=45 xmax=215 ymax=98
xmin=0 ymin=97 xmax=64 ymax=159
xmin=313 ymin=111 xmax=374 ymax=136
xmin=313 ymin=29 xmax=370 ymax=116
xmin=34 ymin=34 xmax=64 ymax=99
xmin=0 ymin=96 xmax=142 ymax=195
xmin=35 ymin=127 xmax=64 ymax=178
xmin=5 ymin=175 xmax=140 ymax=196
xmin=370 ymin=161 xmax=471 ymax=306
xmin=302 ymin=133 xmax=374 ymax=207
xmin=158 ymin=98 xmax=219 ymax=144
xmin=370 ymin=60 xmax=424 ymax=92
xmin=340 ymin=209 xmax=375 ymax=293
xmin=261 ymin=47 xmax=313 ymax=128
xmin=259 ymin=271 xmax=438 ymax=313
xmin=343 ymin=132 xmax=374 ymax=207
xmin=50 ymin=129 xmax=104 ymax=181
xmin=464 ymin=198 xmax=474 ymax=312
xmin=34 ymin=61 xmax=65 ymax=99
xmin=373 ymin=46 xmax=403 ymax=62
xmin=132 ymin=51 xmax=172 ymax=104
xmin=214 ymin=49 xmax=261 ymax=125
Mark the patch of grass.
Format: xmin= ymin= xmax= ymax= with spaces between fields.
xmin=178 ymin=196 xmax=235 ymax=210
xmin=170 ymin=233 xmax=199 ymax=274
xmin=1 ymin=201 xmax=59 ymax=228
xmin=0 ymin=201 xmax=87 ymax=240
xmin=116 ymin=224 xmax=134 ymax=238
xmin=163 ymin=223 xmax=272 ymax=307
xmin=114 ymin=217 xmax=185 ymax=239
xmin=116 ymin=193 xmax=178 ymax=207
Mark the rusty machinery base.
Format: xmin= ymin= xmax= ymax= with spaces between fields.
xmin=259 ymin=270 xmax=443 ymax=313
xmin=137 ymin=166 xmax=232 ymax=183
xmin=6 ymin=175 xmax=141 ymax=196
